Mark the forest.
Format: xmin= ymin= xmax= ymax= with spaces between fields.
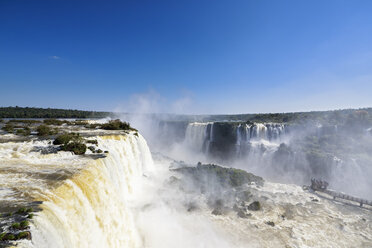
xmin=0 ymin=106 xmax=111 ymax=119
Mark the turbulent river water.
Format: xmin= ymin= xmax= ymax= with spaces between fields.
xmin=0 ymin=132 xmax=371 ymax=247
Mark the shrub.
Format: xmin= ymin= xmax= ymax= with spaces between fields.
xmin=16 ymin=207 xmax=27 ymax=214
xmin=61 ymin=142 xmax=87 ymax=155
xmin=20 ymin=220 xmax=29 ymax=228
xmin=53 ymin=133 xmax=81 ymax=145
xmin=11 ymin=223 xmax=21 ymax=229
xmin=43 ymin=119 xmax=69 ymax=126
xmin=2 ymin=123 xmax=14 ymax=133
xmin=3 ymin=233 xmax=15 ymax=241
xmin=16 ymin=231 xmax=30 ymax=239
xmin=16 ymin=207 xmax=33 ymax=214
xmin=73 ymin=120 xmax=88 ymax=126
xmin=96 ymin=149 xmax=103 ymax=154
xmin=88 ymin=146 xmax=95 ymax=153
xmin=86 ymin=139 xmax=98 ymax=145
xmin=16 ymin=129 xmax=25 ymax=135
xmin=36 ymin=125 xmax=55 ymax=136
xmin=101 ymin=119 xmax=134 ymax=131
xmin=15 ymin=127 xmax=31 ymax=136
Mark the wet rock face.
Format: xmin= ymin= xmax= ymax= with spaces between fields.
xmin=0 ymin=206 xmax=36 ymax=246
xmin=247 ymin=201 xmax=261 ymax=211
xmin=169 ymin=162 xmax=265 ymax=218
xmin=207 ymin=122 xmax=238 ymax=160
xmin=237 ymin=208 xmax=252 ymax=218
xmin=266 ymin=221 xmax=275 ymax=227
xmin=158 ymin=121 xmax=189 ymax=145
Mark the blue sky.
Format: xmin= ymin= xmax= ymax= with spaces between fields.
xmin=1 ymin=0 xmax=372 ymax=114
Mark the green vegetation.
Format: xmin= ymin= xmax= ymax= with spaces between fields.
xmin=53 ymin=133 xmax=87 ymax=155
xmin=2 ymin=233 xmax=15 ymax=241
xmin=173 ymin=163 xmax=264 ymax=188
xmin=11 ymin=223 xmax=21 ymax=229
xmin=73 ymin=120 xmax=89 ymax=126
xmin=0 ymin=106 xmax=111 ymax=118
xmin=8 ymin=119 xmax=41 ymax=124
xmin=16 ymin=231 xmax=30 ymax=239
xmin=0 ymin=231 xmax=31 ymax=241
xmin=0 ymin=207 xmax=35 ymax=243
xmin=36 ymin=125 xmax=56 ymax=136
xmin=10 ymin=220 xmax=30 ymax=230
xmin=2 ymin=123 xmax=31 ymax=136
xmin=2 ymin=123 xmax=14 ymax=133
xmin=86 ymin=139 xmax=98 ymax=145
xmin=101 ymin=119 xmax=135 ymax=131
xmin=15 ymin=127 xmax=31 ymax=136
xmin=197 ymin=108 xmax=372 ymax=125
xmin=61 ymin=142 xmax=87 ymax=155
xmin=16 ymin=207 xmax=33 ymax=214
xmin=20 ymin=220 xmax=29 ymax=229
xmin=53 ymin=133 xmax=82 ymax=145
xmin=43 ymin=119 xmax=70 ymax=126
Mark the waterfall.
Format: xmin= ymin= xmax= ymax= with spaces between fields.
xmin=28 ymin=134 xmax=154 ymax=248
xmin=236 ymin=123 xmax=286 ymax=144
xmin=183 ymin=122 xmax=287 ymax=158
xmin=183 ymin=122 xmax=210 ymax=152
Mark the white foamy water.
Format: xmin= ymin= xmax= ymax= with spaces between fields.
xmin=132 ymin=154 xmax=372 ymax=248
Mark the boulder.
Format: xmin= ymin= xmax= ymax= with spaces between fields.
xmin=248 ymin=201 xmax=261 ymax=211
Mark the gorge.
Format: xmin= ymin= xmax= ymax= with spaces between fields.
xmin=0 ymin=113 xmax=371 ymax=248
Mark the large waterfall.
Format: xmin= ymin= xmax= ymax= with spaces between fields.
xmin=0 ymin=133 xmax=153 ymax=248
xmin=183 ymin=122 xmax=287 ymax=157
xmin=32 ymin=134 xmax=153 ymax=248
xmin=184 ymin=122 xmax=212 ymax=153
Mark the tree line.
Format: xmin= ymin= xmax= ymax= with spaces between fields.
xmin=0 ymin=106 xmax=112 ymax=118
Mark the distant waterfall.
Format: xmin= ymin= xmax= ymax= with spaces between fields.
xmin=184 ymin=122 xmax=213 ymax=153
xmin=183 ymin=122 xmax=287 ymax=158
xmin=31 ymin=134 xmax=154 ymax=248
xmin=237 ymin=123 xmax=286 ymax=144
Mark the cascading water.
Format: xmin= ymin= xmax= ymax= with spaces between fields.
xmin=183 ymin=122 xmax=211 ymax=153
xmin=236 ymin=123 xmax=286 ymax=143
xmin=32 ymin=134 xmax=154 ymax=248
xmin=0 ymin=133 xmax=153 ymax=248
xmin=182 ymin=122 xmax=287 ymax=158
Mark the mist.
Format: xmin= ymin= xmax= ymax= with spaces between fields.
xmin=111 ymin=93 xmax=372 ymax=247
xmin=115 ymin=94 xmax=372 ymax=200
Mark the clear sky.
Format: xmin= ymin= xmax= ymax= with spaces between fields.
xmin=1 ymin=0 xmax=372 ymax=114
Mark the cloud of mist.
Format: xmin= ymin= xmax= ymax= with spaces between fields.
xmin=114 ymin=91 xmax=372 ymax=200
xmin=115 ymin=90 xmax=194 ymax=114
